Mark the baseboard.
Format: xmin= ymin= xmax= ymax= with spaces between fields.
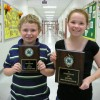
xmin=93 ymin=65 xmax=97 ymax=71
xmin=0 ymin=68 xmax=3 ymax=74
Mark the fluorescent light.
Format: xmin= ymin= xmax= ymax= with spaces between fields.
xmin=46 ymin=19 xmax=53 ymax=20
xmin=43 ymin=6 xmax=57 ymax=8
xmin=44 ymin=11 xmax=55 ymax=13
xmin=46 ymin=16 xmax=53 ymax=18
xmin=46 ymin=16 xmax=53 ymax=19
xmin=45 ymin=15 xmax=54 ymax=16
xmin=46 ymin=17 xmax=53 ymax=19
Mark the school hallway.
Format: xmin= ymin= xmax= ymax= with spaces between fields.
xmin=0 ymin=30 xmax=100 ymax=100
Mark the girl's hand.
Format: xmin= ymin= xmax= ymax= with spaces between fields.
xmin=50 ymin=52 xmax=57 ymax=63
xmin=79 ymin=77 xmax=91 ymax=90
xmin=37 ymin=60 xmax=46 ymax=71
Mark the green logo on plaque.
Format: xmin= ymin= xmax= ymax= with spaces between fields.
xmin=25 ymin=48 xmax=34 ymax=57
xmin=64 ymin=54 xmax=74 ymax=67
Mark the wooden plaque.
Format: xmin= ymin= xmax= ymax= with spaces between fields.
xmin=19 ymin=45 xmax=40 ymax=73
xmin=55 ymin=49 xmax=85 ymax=86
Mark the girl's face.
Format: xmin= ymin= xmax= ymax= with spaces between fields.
xmin=20 ymin=23 xmax=39 ymax=45
xmin=68 ymin=12 xmax=88 ymax=37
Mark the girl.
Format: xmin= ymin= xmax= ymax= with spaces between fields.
xmin=50 ymin=8 xmax=100 ymax=100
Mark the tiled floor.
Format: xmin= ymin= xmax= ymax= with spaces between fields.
xmin=39 ymin=30 xmax=62 ymax=100
xmin=0 ymin=30 xmax=100 ymax=100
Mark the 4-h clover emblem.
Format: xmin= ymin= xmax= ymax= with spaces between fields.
xmin=25 ymin=48 xmax=34 ymax=57
xmin=64 ymin=54 xmax=74 ymax=68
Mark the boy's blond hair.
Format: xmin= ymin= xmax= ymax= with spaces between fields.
xmin=18 ymin=14 xmax=41 ymax=32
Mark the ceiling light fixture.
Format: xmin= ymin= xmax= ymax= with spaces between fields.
xmin=43 ymin=6 xmax=57 ymax=9
xmin=46 ymin=17 xmax=53 ymax=18
xmin=45 ymin=15 xmax=54 ymax=16
xmin=44 ymin=11 xmax=55 ymax=13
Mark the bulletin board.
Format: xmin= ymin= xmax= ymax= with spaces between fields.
xmin=3 ymin=2 xmax=23 ymax=40
xmin=83 ymin=1 xmax=97 ymax=41
xmin=0 ymin=0 xmax=2 ymax=42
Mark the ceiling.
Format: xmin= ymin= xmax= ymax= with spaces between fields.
xmin=27 ymin=0 xmax=72 ymax=21
xmin=10 ymin=0 xmax=73 ymax=21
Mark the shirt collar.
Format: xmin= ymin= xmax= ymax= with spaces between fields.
xmin=18 ymin=38 xmax=40 ymax=46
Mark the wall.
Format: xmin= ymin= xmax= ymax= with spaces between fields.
xmin=0 ymin=0 xmax=41 ymax=70
xmin=58 ymin=0 xmax=100 ymax=45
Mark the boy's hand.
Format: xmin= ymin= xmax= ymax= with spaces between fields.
xmin=12 ymin=63 xmax=22 ymax=73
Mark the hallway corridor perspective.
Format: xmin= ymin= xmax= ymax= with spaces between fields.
xmin=0 ymin=30 xmax=100 ymax=100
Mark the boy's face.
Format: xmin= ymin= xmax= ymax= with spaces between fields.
xmin=20 ymin=23 xmax=39 ymax=45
